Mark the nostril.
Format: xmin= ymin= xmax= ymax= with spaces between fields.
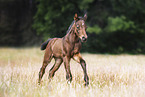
xmin=82 ymin=37 xmax=87 ymax=41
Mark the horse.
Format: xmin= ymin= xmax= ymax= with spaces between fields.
xmin=38 ymin=13 xmax=89 ymax=86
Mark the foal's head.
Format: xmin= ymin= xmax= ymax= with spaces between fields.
xmin=74 ymin=13 xmax=88 ymax=42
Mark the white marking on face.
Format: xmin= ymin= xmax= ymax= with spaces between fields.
xmin=82 ymin=22 xmax=84 ymax=26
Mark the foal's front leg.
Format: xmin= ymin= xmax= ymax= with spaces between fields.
xmin=73 ymin=53 xmax=89 ymax=86
xmin=63 ymin=56 xmax=72 ymax=84
xmin=80 ymin=58 xmax=89 ymax=86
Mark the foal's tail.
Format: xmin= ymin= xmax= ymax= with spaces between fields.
xmin=41 ymin=38 xmax=52 ymax=50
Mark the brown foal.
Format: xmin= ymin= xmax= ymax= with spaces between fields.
xmin=38 ymin=13 xmax=89 ymax=86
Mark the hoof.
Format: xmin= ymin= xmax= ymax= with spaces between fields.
xmin=67 ymin=80 xmax=71 ymax=85
xmin=38 ymin=80 xmax=43 ymax=85
xmin=84 ymin=82 xmax=89 ymax=87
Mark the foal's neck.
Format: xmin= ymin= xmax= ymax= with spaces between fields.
xmin=67 ymin=29 xmax=79 ymax=44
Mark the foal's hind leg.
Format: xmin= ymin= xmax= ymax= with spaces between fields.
xmin=73 ymin=53 xmax=89 ymax=86
xmin=38 ymin=50 xmax=53 ymax=84
xmin=63 ymin=56 xmax=72 ymax=84
xmin=49 ymin=58 xmax=63 ymax=79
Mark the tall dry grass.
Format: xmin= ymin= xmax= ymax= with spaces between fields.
xmin=0 ymin=47 xmax=145 ymax=97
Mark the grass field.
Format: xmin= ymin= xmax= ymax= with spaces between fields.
xmin=0 ymin=47 xmax=145 ymax=97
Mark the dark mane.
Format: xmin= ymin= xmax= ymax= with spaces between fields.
xmin=66 ymin=20 xmax=75 ymax=34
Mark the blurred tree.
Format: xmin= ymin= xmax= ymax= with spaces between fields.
xmin=0 ymin=0 xmax=40 ymax=46
xmin=33 ymin=0 xmax=94 ymax=40
xmin=85 ymin=0 xmax=145 ymax=53
xmin=1 ymin=0 xmax=145 ymax=53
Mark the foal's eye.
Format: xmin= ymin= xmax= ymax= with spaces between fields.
xmin=77 ymin=25 xmax=79 ymax=29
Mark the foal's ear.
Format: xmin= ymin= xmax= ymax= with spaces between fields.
xmin=74 ymin=13 xmax=78 ymax=21
xmin=84 ymin=13 xmax=87 ymax=21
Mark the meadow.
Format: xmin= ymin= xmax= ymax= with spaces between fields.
xmin=0 ymin=47 xmax=145 ymax=97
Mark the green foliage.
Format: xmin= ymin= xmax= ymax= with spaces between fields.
xmin=33 ymin=0 xmax=145 ymax=53
xmin=33 ymin=0 xmax=93 ymax=40
xmin=105 ymin=16 xmax=135 ymax=33
xmin=2 ymin=0 xmax=145 ymax=53
xmin=83 ymin=0 xmax=145 ymax=53
xmin=111 ymin=0 xmax=143 ymax=16
xmin=87 ymin=25 xmax=102 ymax=34
xmin=78 ymin=0 xmax=94 ymax=10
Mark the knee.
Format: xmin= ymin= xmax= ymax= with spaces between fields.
xmin=84 ymin=75 xmax=89 ymax=81
xmin=80 ymin=59 xmax=86 ymax=64
xmin=39 ymin=67 xmax=45 ymax=74
xmin=49 ymin=71 xmax=55 ymax=78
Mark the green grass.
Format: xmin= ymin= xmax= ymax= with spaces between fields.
xmin=0 ymin=48 xmax=145 ymax=97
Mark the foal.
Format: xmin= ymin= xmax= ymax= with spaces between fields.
xmin=38 ymin=13 xmax=89 ymax=86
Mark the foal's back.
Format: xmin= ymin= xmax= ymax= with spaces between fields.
xmin=50 ymin=38 xmax=63 ymax=58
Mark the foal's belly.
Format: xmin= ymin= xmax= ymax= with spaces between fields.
xmin=51 ymin=38 xmax=63 ymax=58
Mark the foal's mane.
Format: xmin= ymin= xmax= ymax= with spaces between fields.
xmin=66 ymin=20 xmax=75 ymax=34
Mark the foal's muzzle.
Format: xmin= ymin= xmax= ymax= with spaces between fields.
xmin=82 ymin=36 xmax=87 ymax=42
